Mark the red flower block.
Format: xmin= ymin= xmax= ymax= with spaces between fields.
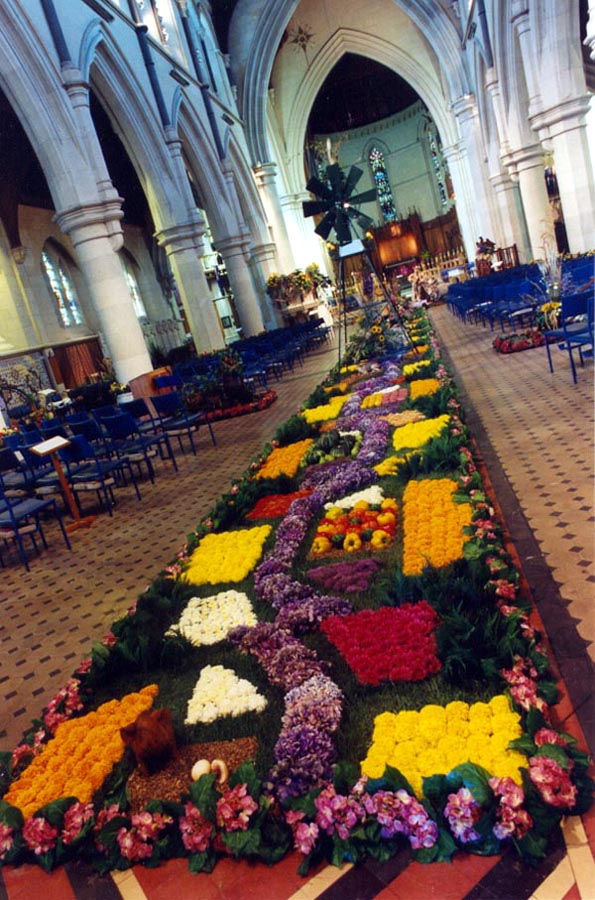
xmin=321 ymin=601 xmax=441 ymax=686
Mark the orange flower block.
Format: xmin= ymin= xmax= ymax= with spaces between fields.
xmin=409 ymin=378 xmax=440 ymax=400
xmin=402 ymin=477 xmax=472 ymax=575
xmin=255 ymin=439 xmax=313 ymax=479
xmin=5 ymin=685 xmax=158 ymax=817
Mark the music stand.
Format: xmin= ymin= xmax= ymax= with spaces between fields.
xmin=30 ymin=435 xmax=95 ymax=533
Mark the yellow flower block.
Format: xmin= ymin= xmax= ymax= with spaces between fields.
xmin=256 ymin=439 xmax=314 ymax=479
xmin=409 ymin=378 xmax=440 ymax=400
xmin=5 ymin=685 xmax=158 ymax=817
xmin=361 ymin=695 xmax=523 ymax=797
xmin=402 ymin=359 xmax=431 ymax=377
xmin=184 ymin=525 xmax=271 ymax=586
xmin=302 ymin=395 xmax=351 ymax=424
xmin=361 ymin=392 xmax=384 ymax=409
xmin=392 ymin=414 xmax=449 ymax=453
xmin=402 ymin=477 xmax=472 ymax=575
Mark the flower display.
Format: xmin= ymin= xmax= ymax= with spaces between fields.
xmin=402 ymin=477 xmax=472 ymax=575
xmin=402 ymin=359 xmax=431 ymax=377
xmin=392 ymin=414 xmax=450 ymax=452
xmin=245 ymin=489 xmax=313 ymax=520
xmin=308 ymin=558 xmax=384 ymax=593
xmin=321 ymin=602 xmax=441 ymax=685
xmin=381 ymin=409 xmax=426 ymax=427
xmin=361 ymin=696 xmax=526 ymax=796
xmin=5 ymin=685 xmax=158 ymax=816
xmin=409 ymin=378 xmax=440 ymax=399
xmin=1 ymin=307 xmax=591 ymax=878
xmin=179 ymin=802 xmax=214 ymax=852
xmin=183 ymin=525 xmax=272 ymax=586
xmin=184 ymin=665 xmax=267 ymax=724
xmin=301 ymin=395 xmax=350 ymax=424
xmin=311 ymin=497 xmax=397 ymax=556
xmin=255 ymin=440 xmax=314 ymax=479
xmin=117 ymin=811 xmax=172 ymax=862
xmin=167 ymin=591 xmax=257 ymax=646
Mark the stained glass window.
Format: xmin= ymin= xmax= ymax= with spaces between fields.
xmin=369 ymin=146 xmax=397 ymax=223
xmin=120 ymin=255 xmax=147 ymax=319
xmin=136 ymin=0 xmax=169 ymax=44
xmin=42 ymin=248 xmax=84 ymax=328
xmin=425 ymin=122 xmax=449 ymax=207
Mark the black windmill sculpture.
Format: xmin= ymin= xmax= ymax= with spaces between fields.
xmin=303 ymin=162 xmax=413 ymax=358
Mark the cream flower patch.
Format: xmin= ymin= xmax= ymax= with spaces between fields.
xmin=167 ymin=591 xmax=257 ymax=647
xmin=184 ymin=664 xmax=267 ymax=725
xmin=323 ymin=485 xmax=385 ymax=510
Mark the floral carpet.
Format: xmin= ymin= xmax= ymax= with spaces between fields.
xmin=0 ymin=310 xmax=591 ymax=877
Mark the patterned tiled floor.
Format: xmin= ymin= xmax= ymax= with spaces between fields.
xmin=0 ymin=310 xmax=593 ymax=899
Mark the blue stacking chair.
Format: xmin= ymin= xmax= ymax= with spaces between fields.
xmin=0 ymin=486 xmax=71 ymax=571
xmin=150 ymin=392 xmax=216 ymax=454
xmin=544 ymin=292 xmax=594 ymax=383
xmin=101 ymin=411 xmax=178 ymax=481
xmin=58 ymin=434 xmax=142 ymax=516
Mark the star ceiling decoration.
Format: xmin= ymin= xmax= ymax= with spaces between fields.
xmin=288 ymin=22 xmax=315 ymax=57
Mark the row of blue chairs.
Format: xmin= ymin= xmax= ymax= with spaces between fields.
xmin=446 ymin=258 xmax=594 ymax=332
xmin=0 ymin=394 xmax=218 ymax=567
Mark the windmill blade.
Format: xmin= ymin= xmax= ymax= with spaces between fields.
xmin=326 ymin=163 xmax=343 ymax=197
xmin=348 ymin=188 xmax=378 ymax=205
xmin=305 ymin=176 xmax=334 ymax=202
xmin=334 ymin=210 xmax=353 ymax=245
xmin=353 ymin=210 xmax=375 ymax=230
xmin=343 ymin=166 xmax=364 ymax=198
xmin=315 ymin=209 xmax=337 ymax=240
xmin=302 ymin=199 xmax=331 ymax=218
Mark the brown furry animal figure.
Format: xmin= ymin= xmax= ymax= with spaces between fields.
xmin=120 ymin=708 xmax=176 ymax=775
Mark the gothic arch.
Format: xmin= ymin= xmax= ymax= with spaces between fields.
xmin=229 ymin=0 xmax=470 ymax=168
xmin=279 ymin=28 xmax=461 ymax=194
xmin=0 ymin=6 xmax=100 ymax=211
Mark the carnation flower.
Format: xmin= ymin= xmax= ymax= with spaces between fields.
xmin=61 ymin=801 xmax=94 ymax=845
xmin=0 ymin=823 xmax=14 ymax=861
xmin=216 ymin=784 xmax=258 ymax=832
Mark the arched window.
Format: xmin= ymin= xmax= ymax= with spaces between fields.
xmin=41 ymin=244 xmax=84 ymax=328
xmin=368 ymin=146 xmax=397 ymax=223
xmin=120 ymin=252 xmax=148 ymax=320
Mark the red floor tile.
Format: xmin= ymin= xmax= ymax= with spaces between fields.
xmin=132 ymin=850 xmax=313 ymax=900
xmin=379 ymin=853 xmax=500 ymax=900
xmin=562 ymin=884 xmax=581 ymax=900
xmin=1 ymin=863 xmax=76 ymax=900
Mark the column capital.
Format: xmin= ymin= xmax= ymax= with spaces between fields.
xmin=215 ymin=233 xmax=252 ymax=259
xmin=253 ymin=160 xmax=278 ymax=188
xmin=250 ymin=241 xmax=277 ymax=265
xmin=54 ymin=199 xmax=124 ymax=250
xmin=530 ymin=94 xmax=592 ymax=138
xmin=501 ymin=143 xmax=545 ymax=174
xmin=510 ymin=0 xmax=529 ymax=29
xmin=155 ymin=219 xmax=206 ymax=255
xmin=449 ymin=94 xmax=478 ymax=122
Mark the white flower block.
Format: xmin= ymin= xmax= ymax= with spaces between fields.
xmin=167 ymin=591 xmax=257 ymax=646
xmin=184 ymin=664 xmax=267 ymax=725
xmin=323 ymin=485 xmax=385 ymax=510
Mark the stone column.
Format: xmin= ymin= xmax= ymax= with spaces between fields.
xmin=502 ymin=145 xmax=554 ymax=258
xmin=250 ymin=241 xmax=284 ymax=328
xmin=253 ymin=161 xmax=294 ymax=272
xmin=280 ymin=192 xmax=330 ymax=274
xmin=450 ymin=95 xmax=501 ymax=243
xmin=216 ymin=234 xmax=265 ymax=337
xmin=531 ymin=96 xmax=595 ymax=253
xmin=440 ymin=141 xmax=480 ymax=261
xmin=155 ymin=221 xmax=225 ymax=353
xmin=62 ymin=69 xmax=125 ymax=250
xmin=54 ymin=204 xmax=153 ymax=385
xmin=488 ymin=171 xmax=531 ymax=262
